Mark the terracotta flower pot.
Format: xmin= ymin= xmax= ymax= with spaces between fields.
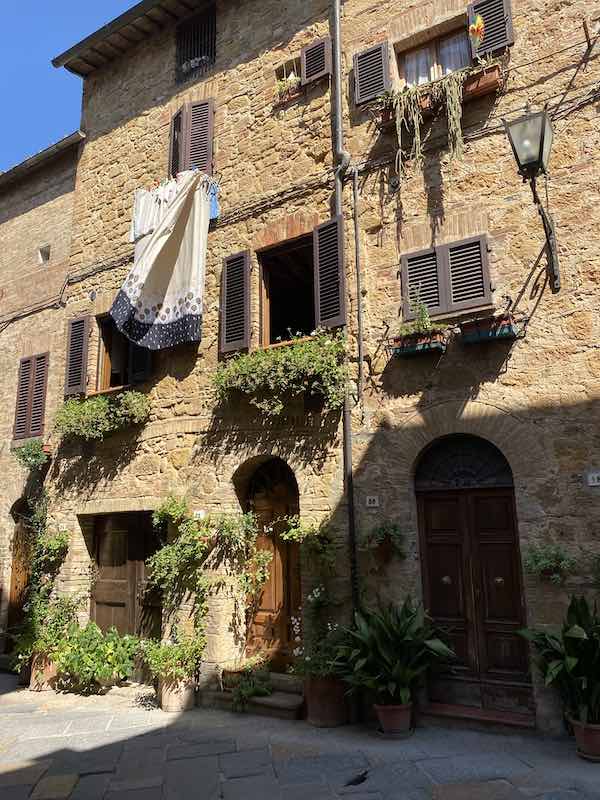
xmin=373 ymin=701 xmax=412 ymax=735
xmin=29 ymin=654 xmax=57 ymax=692
xmin=158 ymin=678 xmax=196 ymax=712
xmin=570 ymin=717 xmax=600 ymax=761
xmin=304 ymin=676 xmax=349 ymax=728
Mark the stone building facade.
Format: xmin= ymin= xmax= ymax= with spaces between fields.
xmin=1 ymin=0 xmax=599 ymax=733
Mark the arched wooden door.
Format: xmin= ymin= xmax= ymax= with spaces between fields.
xmin=246 ymin=459 xmax=301 ymax=670
xmin=416 ymin=435 xmax=534 ymax=722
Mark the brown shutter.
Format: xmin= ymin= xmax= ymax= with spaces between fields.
xmin=301 ymin=37 xmax=332 ymax=85
xmin=29 ymin=353 xmax=49 ymax=438
xmin=183 ymin=100 xmax=215 ymax=175
xmin=169 ymin=107 xmax=184 ymax=178
xmin=442 ymin=235 xmax=491 ymax=312
xmin=313 ymin=217 xmax=346 ymax=329
xmin=65 ymin=316 xmax=90 ymax=396
xmin=128 ymin=343 xmax=152 ymax=384
xmin=13 ymin=353 xmax=49 ymax=440
xmin=400 ymin=247 xmax=447 ymax=319
xmin=468 ymin=0 xmax=514 ymax=59
xmin=14 ymin=358 xmax=33 ymax=440
xmin=353 ymin=42 xmax=391 ymax=105
xmin=220 ymin=251 xmax=251 ymax=353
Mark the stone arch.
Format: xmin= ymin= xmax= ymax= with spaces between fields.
xmin=414 ymin=434 xmax=514 ymax=492
xmin=232 ymin=455 xmax=299 ymax=512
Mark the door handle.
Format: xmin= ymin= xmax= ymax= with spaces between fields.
xmin=441 ymin=575 xmax=452 ymax=585
xmin=494 ymin=576 xmax=505 ymax=587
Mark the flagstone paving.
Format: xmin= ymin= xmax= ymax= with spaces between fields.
xmin=1 ymin=672 xmax=599 ymax=799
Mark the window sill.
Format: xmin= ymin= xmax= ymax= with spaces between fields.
xmin=273 ymin=88 xmax=305 ymax=109
xmin=262 ymin=335 xmax=314 ymax=350
xmin=86 ymin=385 xmax=131 ymax=398
xmin=11 ymin=435 xmax=43 ymax=450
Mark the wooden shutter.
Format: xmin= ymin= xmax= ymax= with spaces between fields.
xmin=468 ymin=0 xmax=514 ymax=58
xmin=169 ymin=107 xmax=184 ymax=178
xmin=184 ymin=100 xmax=215 ymax=175
xmin=353 ymin=42 xmax=390 ymax=105
xmin=175 ymin=5 xmax=217 ymax=83
xmin=301 ymin=37 xmax=332 ymax=85
xmin=442 ymin=235 xmax=491 ymax=312
xmin=128 ymin=343 xmax=152 ymax=384
xmin=401 ymin=247 xmax=446 ymax=320
xmin=313 ymin=217 xmax=346 ymax=328
xmin=65 ymin=316 xmax=90 ymax=396
xmin=13 ymin=353 xmax=49 ymax=440
xmin=220 ymin=251 xmax=251 ymax=353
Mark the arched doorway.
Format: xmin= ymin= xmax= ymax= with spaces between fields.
xmin=415 ymin=435 xmax=533 ymax=722
xmin=244 ymin=458 xmax=301 ymax=670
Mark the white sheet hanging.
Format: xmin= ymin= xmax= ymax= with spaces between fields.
xmin=111 ymin=172 xmax=213 ymax=350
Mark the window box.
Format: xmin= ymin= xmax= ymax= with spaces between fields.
xmin=273 ymin=85 xmax=305 ymax=108
xmin=390 ymin=330 xmax=447 ymax=358
xmin=459 ymin=312 xmax=525 ymax=344
xmin=462 ymin=63 xmax=503 ymax=101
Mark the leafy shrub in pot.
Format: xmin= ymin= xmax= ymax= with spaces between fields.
xmin=335 ymin=598 xmax=454 ymax=735
xmin=294 ymin=624 xmax=349 ymax=728
xmin=142 ymin=633 xmax=206 ymax=712
xmin=520 ymin=595 xmax=600 ymax=759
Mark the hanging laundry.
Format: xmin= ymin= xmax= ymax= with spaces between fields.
xmin=111 ymin=172 xmax=214 ymax=350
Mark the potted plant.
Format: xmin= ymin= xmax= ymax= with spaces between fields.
xmin=360 ymin=522 xmax=405 ymax=566
xmin=520 ymin=596 xmax=600 ymax=760
xmin=459 ymin=311 xmax=524 ymax=344
xmin=334 ymin=598 xmax=454 ymax=736
xmin=390 ymin=298 xmax=448 ymax=358
xmin=523 ymin=543 xmax=577 ymax=585
xmin=275 ymin=72 xmax=302 ymax=104
xmin=292 ymin=615 xmax=349 ymax=728
xmin=142 ymin=632 xmax=206 ymax=712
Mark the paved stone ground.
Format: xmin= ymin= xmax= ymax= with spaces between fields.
xmin=1 ymin=673 xmax=599 ymax=800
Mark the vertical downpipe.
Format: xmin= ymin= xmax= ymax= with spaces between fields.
xmin=331 ymin=0 xmax=360 ymax=614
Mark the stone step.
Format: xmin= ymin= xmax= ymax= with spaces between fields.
xmin=199 ymin=689 xmax=304 ymax=721
xmin=268 ymin=672 xmax=303 ymax=696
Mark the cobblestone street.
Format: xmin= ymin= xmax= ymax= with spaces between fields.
xmin=0 ymin=674 xmax=599 ymax=799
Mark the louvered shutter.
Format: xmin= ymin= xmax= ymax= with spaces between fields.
xmin=220 ymin=251 xmax=251 ymax=353
xmin=29 ymin=354 xmax=49 ymax=438
xmin=13 ymin=354 xmax=49 ymax=440
xmin=169 ymin=108 xmax=184 ymax=178
xmin=401 ymin=247 xmax=446 ymax=319
xmin=313 ymin=217 xmax=346 ymax=328
xmin=468 ymin=0 xmax=514 ymax=58
xmin=442 ymin=235 xmax=491 ymax=312
xmin=353 ymin=42 xmax=390 ymax=105
xmin=65 ymin=316 xmax=90 ymax=396
xmin=184 ymin=100 xmax=215 ymax=175
xmin=301 ymin=37 xmax=332 ymax=85
xmin=128 ymin=343 xmax=152 ymax=384
xmin=14 ymin=358 xmax=33 ymax=440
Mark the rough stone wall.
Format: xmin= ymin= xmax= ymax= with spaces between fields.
xmin=0 ymin=0 xmax=599 ymax=732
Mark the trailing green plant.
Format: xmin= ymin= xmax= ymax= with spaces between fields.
xmin=360 ymin=521 xmax=406 ymax=558
xmin=276 ymin=74 xmax=301 ymax=100
xmin=524 ymin=542 xmax=577 ymax=585
xmin=230 ymin=666 xmax=272 ymax=712
xmin=520 ymin=596 xmax=600 ymax=724
xmin=378 ymin=67 xmax=473 ymax=173
xmin=213 ymin=330 xmax=347 ymax=417
xmin=53 ymin=622 xmax=139 ymax=693
xmin=141 ymin=631 xmax=206 ymax=683
xmin=12 ymin=594 xmax=80 ymax=670
xmin=279 ymin=515 xmax=336 ymax=575
xmin=55 ymin=390 xmax=151 ymax=442
xmin=334 ymin=597 xmax=455 ymax=705
xmin=13 ymin=440 xmax=49 ymax=471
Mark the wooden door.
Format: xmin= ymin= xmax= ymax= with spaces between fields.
xmin=419 ymin=488 xmax=532 ymax=717
xmin=91 ymin=513 xmax=160 ymax=638
xmin=5 ymin=520 xmax=32 ymax=650
xmin=247 ymin=463 xmax=301 ymax=670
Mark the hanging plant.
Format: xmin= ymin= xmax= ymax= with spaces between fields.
xmin=55 ymin=390 xmax=151 ymax=442
xmin=13 ymin=439 xmax=50 ymax=471
xmin=213 ymin=330 xmax=347 ymax=417
xmin=523 ymin=542 xmax=577 ymax=585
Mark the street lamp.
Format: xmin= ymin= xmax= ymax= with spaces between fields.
xmin=504 ymin=106 xmax=560 ymax=293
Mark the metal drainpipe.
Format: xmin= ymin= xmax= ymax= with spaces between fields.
xmin=352 ymin=167 xmax=364 ymax=410
xmin=331 ymin=0 xmax=360 ymax=614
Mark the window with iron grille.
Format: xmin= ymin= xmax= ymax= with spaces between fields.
xmin=176 ymin=6 xmax=217 ymax=84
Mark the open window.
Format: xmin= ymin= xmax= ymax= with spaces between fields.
xmin=176 ymin=5 xmax=216 ymax=84
xmin=260 ymin=235 xmax=315 ymax=345
xmin=399 ymin=30 xmax=471 ymax=87
xmin=97 ymin=316 xmax=152 ymax=392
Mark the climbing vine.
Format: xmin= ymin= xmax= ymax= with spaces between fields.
xmin=55 ymin=390 xmax=151 ymax=442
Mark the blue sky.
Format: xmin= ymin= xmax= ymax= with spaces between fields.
xmin=1 ymin=1 xmax=137 ymax=171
